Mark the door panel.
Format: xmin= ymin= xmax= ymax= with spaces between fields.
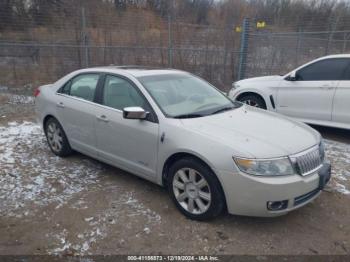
xmin=95 ymin=75 xmax=159 ymax=177
xmin=55 ymin=73 xmax=100 ymax=155
xmin=277 ymin=58 xmax=349 ymax=121
xmin=277 ymin=80 xmax=336 ymax=121
xmin=56 ymin=95 xmax=98 ymax=154
xmin=95 ymin=107 xmax=159 ymax=177
xmin=332 ymin=83 xmax=350 ymax=125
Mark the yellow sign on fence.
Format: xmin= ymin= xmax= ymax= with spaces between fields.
xmin=257 ymin=21 xmax=266 ymax=28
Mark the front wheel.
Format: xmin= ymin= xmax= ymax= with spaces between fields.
xmin=238 ymin=94 xmax=266 ymax=109
xmin=167 ymin=157 xmax=225 ymax=221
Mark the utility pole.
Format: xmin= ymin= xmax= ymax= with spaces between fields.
xmin=342 ymin=32 xmax=349 ymax=53
xmin=167 ymin=0 xmax=175 ymax=68
xmin=168 ymin=14 xmax=173 ymax=68
xmin=81 ymin=7 xmax=89 ymax=67
xmin=325 ymin=16 xmax=339 ymax=56
xmin=238 ymin=18 xmax=250 ymax=80
xmin=295 ymin=28 xmax=303 ymax=67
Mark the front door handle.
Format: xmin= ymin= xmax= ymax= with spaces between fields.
xmin=96 ymin=115 xmax=109 ymax=123
xmin=56 ymin=102 xmax=65 ymax=108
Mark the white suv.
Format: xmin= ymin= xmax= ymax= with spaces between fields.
xmin=229 ymin=54 xmax=350 ymax=130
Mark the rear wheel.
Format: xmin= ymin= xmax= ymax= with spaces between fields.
xmin=44 ymin=117 xmax=72 ymax=157
xmin=238 ymin=94 xmax=266 ymax=109
xmin=167 ymin=157 xmax=225 ymax=221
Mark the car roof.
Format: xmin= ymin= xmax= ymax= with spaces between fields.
xmin=86 ymin=66 xmax=186 ymax=78
xmin=318 ymin=54 xmax=350 ymax=59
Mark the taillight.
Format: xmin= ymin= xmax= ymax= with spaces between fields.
xmin=34 ymin=87 xmax=40 ymax=97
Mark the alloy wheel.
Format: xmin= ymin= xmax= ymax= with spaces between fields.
xmin=172 ymin=168 xmax=211 ymax=215
xmin=242 ymin=99 xmax=259 ymax=107
xmin=46 ymin=122 xmax=63 ymax=153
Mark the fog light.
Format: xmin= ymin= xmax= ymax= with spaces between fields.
xmin=267 ymin=200 xmax=288 ymax=211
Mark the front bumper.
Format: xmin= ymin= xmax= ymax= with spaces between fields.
xmin=216 ymin=162 xmax=331 ymax=217
xmin=318 ymin=163 xmax=331 ymax=190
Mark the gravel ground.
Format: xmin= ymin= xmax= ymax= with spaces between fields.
xmin=0 ymin=93 xmax=349 ymax=255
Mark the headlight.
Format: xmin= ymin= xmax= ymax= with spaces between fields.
xmin=233 ymin=157 xmax=295 ymax=176
xmin=319 ymin=140 xmax=325 ymax=162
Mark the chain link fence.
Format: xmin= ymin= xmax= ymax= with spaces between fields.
xmin=1 ymin=9 xmax=350 ymax=93
xmin=245 ymin=20 xmax=350 ymax=79
xmin=0 ymin=8 xmax=240 ymax=92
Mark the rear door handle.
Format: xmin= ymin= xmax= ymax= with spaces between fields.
xmin=96 ymin=115 xmax=109 ymax=123
xmin=56 ymin=102 xmax=65 ymax=108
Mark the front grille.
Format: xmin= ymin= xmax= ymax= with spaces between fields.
xmin=290 ymin=146 xmax=322 ymax=176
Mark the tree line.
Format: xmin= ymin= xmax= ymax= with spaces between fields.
xmin=1 ymin=0 xmax=350 ymax=31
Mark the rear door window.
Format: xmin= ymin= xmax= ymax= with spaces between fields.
xmin=60 ymin=74 xmax=100 ymax=102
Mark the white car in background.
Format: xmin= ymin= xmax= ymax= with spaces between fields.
xmin=229 ymin=54 xmax=350 ymax=130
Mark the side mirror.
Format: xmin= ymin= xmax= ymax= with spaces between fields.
xmin=286 ymin=71 xmax=297 ymax=81
xmin=123 ymin=107 xmax=148 ymax=120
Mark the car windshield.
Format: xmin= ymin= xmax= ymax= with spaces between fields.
xmin=138 ymin=73 xmax=241 ymax=118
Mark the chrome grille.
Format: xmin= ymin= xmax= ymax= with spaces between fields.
xmin=290 ymin=146 xmax=322 ymax=176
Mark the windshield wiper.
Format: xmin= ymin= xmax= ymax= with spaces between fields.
xmin=174 ymin=106 xmax=235 ymax=118
xmin=210 ymin=106 xmax=235 ymax=115
xmin=173 ymin=113 xmax=204 ymax=119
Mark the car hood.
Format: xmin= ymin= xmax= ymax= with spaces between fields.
xmin=236 ymin=75 xmax=283 ymax=84
xmin=180 ymin=106 xmax=320 ymax=159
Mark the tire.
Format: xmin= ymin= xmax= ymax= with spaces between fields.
xmin=167 ymin=157 xmax=225 ymax=221
xmin=238 ymin=94 xmax=266 ymax=109
xmin=44 ymin=117 xmax=72 ymax=157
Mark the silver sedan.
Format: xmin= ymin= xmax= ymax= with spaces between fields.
xmin=35 ymin=67 xmax=330 ymax=220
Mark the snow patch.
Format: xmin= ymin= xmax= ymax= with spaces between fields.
xmin=324 ymin=140 xmax=350 ymax=195
xmin=7 ymin=94 xmax=35 ymax=105
xmin=0 ymin=121 xmax=161 ymax=255
xmin=0 ymin=121 xmax=104 ymax=217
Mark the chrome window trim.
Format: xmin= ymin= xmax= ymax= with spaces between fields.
xmin=55 ymin=93 xmax=159 ymax=124
xmin=56 ymin=92 xmax=123 ymax=113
